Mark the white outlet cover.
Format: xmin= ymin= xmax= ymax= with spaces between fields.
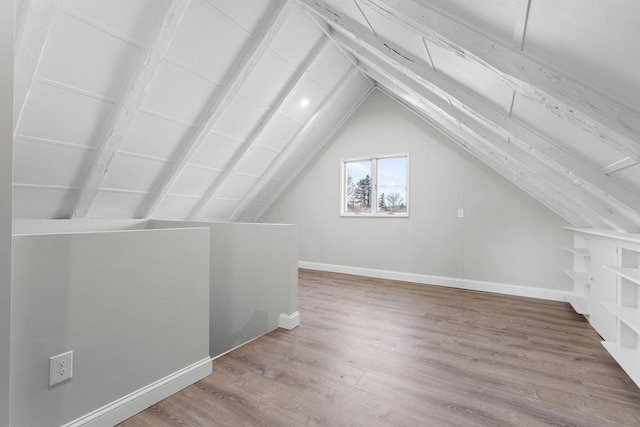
xmin=457 ymin=208 xmax=465 ymax=218
xmin=49 ymin=350 xmax=73 ymax=386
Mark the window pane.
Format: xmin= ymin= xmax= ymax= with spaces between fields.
xmin=377 ymin=156 xmax=407 ymax=213
xmin=345 ymin=160 xmax=372 ymax=213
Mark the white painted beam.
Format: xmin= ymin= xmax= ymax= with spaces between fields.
xmin=512 ymin=0 xmax=532 ymax=50
xmin=187 ymin=36 xmax=331 ymax=220
xmin=229 ymin=67 xmax=361 ymax=222
xmin=359 ymin=0 xmax=640 ymax=158
xmin=0 ymin=1 xmax=14 ymax=424
xmin=13 ymin=0 xmax=59 ymax=131
xmin=71 ymin=0 xmax=191 ymax=218
xmin=302 ymin=0 xmax=640 ymax=225
xmin=141 ymin=0 xmax=294 ymax=218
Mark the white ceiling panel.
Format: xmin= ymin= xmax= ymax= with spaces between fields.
xmin=142 ymin=61 xmax=218 ymax=124
xmin=88 ymin=191 xmax=147 ymax=218
xmin=511 ymin=93 xmax=626 ymax=170
xmin=153 ymin=195 xmax=201 ymax=220
xmin=280 ymin=79 xmax=328 ymax=123
xmin=120 ymin=112 xmax=193 ymax=160
xmin=254 ymin=178 xmax=286 ymax=202
xmin=38 ymin=11 xmax=141 ymax=100
xmin=323 ymin=0 xmax=372 ymax=30
xmin=237 ymin=199 xmax=267 ymax=222
xmin=170 ymin=166 xmax=221 ymax=197
xmin=199 ymin=197 xmax=240 ymax=220
xmin=256 ymin=113 xmax=302 ymax=152
xmin=166 ymin=0 xmax=249 ymax=85
xmin=101 ymin=155 xmax=167 ymax=192
xmin=419 ymin=0 xmax=520 ymax=43
xmin=216 ymin=174 xmax=258 ymax=199
xmin=424 ymin=39 xmax=513 ymax=112
xmin=60 ymin=0 xmax=166 ymax=44
xmin=13 ymin=139 xmax=92 ymax=187
xmin=524 ymin=0 xmax=640 ymax=109
xmin=190 ymin=132 xmax=242 ymax=170
xmin=357 ymin=1 xmax=431 ymax=64
xmin=273 ymin=155 xmax=304 ymax=181
xmin=17 ymin=81 xmax=114 ymax=147
xmin=237 ymin=50 xmax=295 ymax=108
xmin=205 ymin=0 xmax=273 ymax=34
xmin=269 ymin=5 xmax=324 ymax=68
xmin=610 ymin=165 xmax=640 ymax=193
xmin=335 ymin=72 xmax=373 ymax=108
xmin=291 ymin=130 xmax=324 ymax=160
xmin=214 ymin=96 xmax=267 ymax=141
xmin=307 ymin=44 xmax=353 ymax=91
xmin=234 ymin=146 xmax=280 ymax=177
xmin=13 ymin=187 xmax=77 ymax=219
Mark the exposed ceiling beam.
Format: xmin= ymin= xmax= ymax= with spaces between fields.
xmin=188 ymin=36 xmax=332 ymax=220
xmin=13 ymin=0 xmax=59 ymax=131
xmin=140 ymin=0 xmax=294 ymax=218
xmin=359 ymin=0 xmax=640 ymax=158
xmin=229 ymin=66 xmax=361 ymax=222
xmin=70 ymin=0 xmax=191 ymax=218
xmin=301 ymin=0 xmax=640 ymax=224
xmin=512 ymin=0 xmax=532 ymax=50
xmin=352 ymin=50 xmax=624 ymax=230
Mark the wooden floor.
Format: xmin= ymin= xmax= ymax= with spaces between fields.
xmin=120 ymin=269 xmax=640 ymax=426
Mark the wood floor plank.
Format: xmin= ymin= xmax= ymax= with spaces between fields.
xmin=120 ymin=269 xmax=640 ymax=426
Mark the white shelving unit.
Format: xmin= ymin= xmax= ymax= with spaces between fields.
xmin=564 ymin=227 xmax=640 ymax=388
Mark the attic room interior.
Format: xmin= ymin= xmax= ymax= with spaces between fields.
xmin=0 ymin=0 xmax=639 ymax=425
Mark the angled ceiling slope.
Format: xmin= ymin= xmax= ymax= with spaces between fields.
xmin=13 ymin=0 xmax=373 ymax=222
xmin=301 ymin=0 xmax=640 ymax=232
xmin=12 ymin=0 xmax=640 ymax=232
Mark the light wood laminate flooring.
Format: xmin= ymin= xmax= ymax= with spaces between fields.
xmin=120 ymin=269 xmax=640 ymax=426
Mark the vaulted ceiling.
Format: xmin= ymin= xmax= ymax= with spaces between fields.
xmin=12 ymin=0 xmax=640 ymax=231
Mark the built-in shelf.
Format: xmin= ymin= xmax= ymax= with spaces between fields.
xmin=602 ymin=341 xmax=640 ymax=387
xmin=602 ymin=303 xmax=640 ymax=335
xmin=603 ymin=266 xmax=640 ymax=286
xmin=563 ymin=247 xmax=590 ymax=257
xmin=567 ymin=293 xmax=589 ymax=314
xmin=563 ymin=270 xmax=590 ymax=285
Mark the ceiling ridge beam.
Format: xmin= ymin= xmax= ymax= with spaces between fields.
xmin=330 ymin=30 xmax=634 ymax=230
xmin=70 ymin=0 xmax=191 ymax=218
xmin=187 ymin=35 xmax=332 ymax=220
xmin=302 ymin=1 xmax=640 ymax=217
xmin=141 ymin=0 xmax=294 ymax=218
xmin=229 ymin=66 xmax=361 ymax=222
xmin=358 ymin=0 xmax=640 ymax=158
xmin=14 ymin=0 xmax=59 ymax=132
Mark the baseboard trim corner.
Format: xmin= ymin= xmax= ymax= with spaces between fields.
xmin=279 ymin=311 xmax=301 ymax=330
xmin=62 ymin=357 xmax=212 ymax=427
xmin=299 ymin=261 xmax=569 ymax=302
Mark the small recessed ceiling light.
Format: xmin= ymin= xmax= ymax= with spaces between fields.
xmin=300 ymin=98 xmax=310 ymax=108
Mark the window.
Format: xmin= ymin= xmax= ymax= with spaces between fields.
xmin=341 ymin=154 xmax=409 ymax=216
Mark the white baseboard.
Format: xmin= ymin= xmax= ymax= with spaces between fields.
xmin=299 ymin=261 xmax=569 ymax=302
xmin=63 ymin=357 xmax=212 ymax=427
xmin=279 ymin=311 xmax=301 ymax=330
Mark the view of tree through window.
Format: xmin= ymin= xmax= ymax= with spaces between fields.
xmin=343 ymin=155 xmax=408 ymax=216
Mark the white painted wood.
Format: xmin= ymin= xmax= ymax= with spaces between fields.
xmin=0 ymin=1 xmax=14 ymax=424
xmin=188 ymin=36 xmax=331 ymax=220
xmin=62 ymin=358 xmax=212 ymax=427
xmin=231 ymin=67 xmax=361 ymax=221
xmin=359 ymin=0 xmax=640 ymax=157
xmin=303 ymin=1 xmax=640 ymax=230
xmin=299 ymin=261 xmax=570 ymax=302
xmin=279 ymin=312 xmax=301 ymax=330
xmin=142 ymin=0 xmax=294 ymax=218
xmin=72 ymin=0 xmax=190 ymax=218
xmin=604 ymin=266 xmax=640 ymax=286
xmin=601 ymin=342 xmax=640 ymax=387
xmin=566 ymin=294 xmax=589 ymax=315
xmin=13 ymin=0 xmax=59 ymax=131
xmin=512 ymin=0 xmax=531 ymax=50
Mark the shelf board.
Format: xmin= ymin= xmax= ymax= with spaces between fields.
xmin=601 ymin=341 xmax=640 ymax=388
xmin=567 ymin=293 xmax=589 ymax=314
xmin=564 ymin=227 xmax=640 ymax=244
xmin=602 ymin=303 xmax=640 ymax=335
xmin=563 ymin=270 xmax=590 ymax=285
xmin=563 ymin=247 xmax=590 ymax=257
xmin=603 ymin=266 xmax=640 ymax=286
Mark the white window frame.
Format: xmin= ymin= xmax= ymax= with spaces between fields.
xmin=340 ymin=153 xmax=410 ymax=217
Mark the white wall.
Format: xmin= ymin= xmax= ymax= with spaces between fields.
xmin=11 ymin=228 xmax=210 ymax=426
xmin=13 ymin=219 xmax=148 ymax=235
xmin=148 ymin=220 xmax=299 ymax=357
xmin=261 ymin=89 xmax=572 ymax=291
xmin=0 ymin=1 xmax=13 ymax=425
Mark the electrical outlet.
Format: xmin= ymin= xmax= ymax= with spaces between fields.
xmin=49 ymin=351 xmax=73 ymax=386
